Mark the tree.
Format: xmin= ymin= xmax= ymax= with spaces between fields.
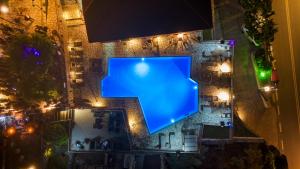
xmin=226 ymin=157 xmax=245 ymax=169
xmin=275 ymin=155 xmax=288 ymax=169
xmin=239 ymin=0 xmax=278 ymax=51
xmin=43 ymin=123 xmax=68 ymax=148
xmin=244 ymin=145 xmax=263 ymax=169
xmin=46 ymin=154 xmax=67 ymax=169
xmin=0 ymin=23 xmax=63 ymax=109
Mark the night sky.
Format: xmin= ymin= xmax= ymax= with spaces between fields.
xmin=83 ymin=0 xmax=213 ymax=42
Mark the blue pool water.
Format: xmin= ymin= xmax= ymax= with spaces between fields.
xmin=101 ymin=56 xmax=198 ymax=134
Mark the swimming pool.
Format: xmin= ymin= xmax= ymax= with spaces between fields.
xmin=101 ymin=56 xmax=198 ymax=134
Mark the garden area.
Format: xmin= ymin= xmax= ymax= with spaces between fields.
xmin=239 ymin=0 xmax=278 ymax=90
xmin=0 ymin=8 xmax=68 ymax=168
xmin=165 ymin=142 xmax=288 ymax=169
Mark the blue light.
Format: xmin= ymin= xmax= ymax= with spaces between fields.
xmin=102 ymin=56 xmax=198 ymax=134
xmin=134 ymin=62 xmax=149 ymax=77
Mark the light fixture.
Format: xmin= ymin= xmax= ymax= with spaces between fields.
xmin=39 ymin=101 xmax=57 ymax=113
xmin=128 ymin=38 xmax=138 ymax=46
xmin=0 ymin=93 xmax=8 ymax=100
xmin=260 ymin=71 xmax=266 ymax=78
xmin=220 ymin=62 xmax=231 ymax=73
xmin=135 ymin=62 xmax=149 ymax=77
xmin=171 ymin=118 xmax=175 ymax=123
xmin=155 ymin=36 xmax=161 ymax=42
xmin=27 ymin=126 xmax=34 ymax=134
xmin=129 ymin=119 xmax=136 ymax=129
xmin=263 ymin=86 xmax=271 ymax=92
xmin=0 ymin=5 xmax=9 ymax=14
xmin=93 ymin=100 xmax=104 ymax=107
xmin=217 ymin=91 xmax=230 ymax=101
xmin=6 ymin=127 xmax=16 ymax=136
xmin=28 ymin=165 xmax=36 ymax=169
xmin=62 ymin=11 xmax=69 ymax=20
xmin=177 ymin=33 xmax=184 ymax=39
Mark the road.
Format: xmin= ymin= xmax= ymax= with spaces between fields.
xmin=272 ymin=0 xmax=300 ymax=169
xmin=215 ymin=0 xmax=300 ymax=168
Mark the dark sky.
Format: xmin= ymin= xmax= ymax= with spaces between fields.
xmin=83 ymin=0 xmax=212 ymax=42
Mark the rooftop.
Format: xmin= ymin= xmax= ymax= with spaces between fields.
xmin=83 ymin=0 xmax=213 ymax=42
xmin=69 ymin=109 xmax=131 ymax=151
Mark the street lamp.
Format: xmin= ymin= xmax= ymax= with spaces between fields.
xmin=0 ymin=5 xmax=9 ymax=14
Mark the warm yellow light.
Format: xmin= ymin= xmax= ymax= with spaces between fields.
xmin=128 ymin=39 xmax=139 ymax=46
xmin=0 ymin=5 xmax=9 ymax=14
xmin=75 ymin=9 xmax=81 ymax=18
xmin=238 ymin=111 xmax=246 ymax=121
xmin=129 ymin=119 xmax=136 ymax=130
xmin=0 ymin=93 xmax=8 ymax=100
xmin=70 ymin=71 xmax=76 ymax=79
xmin=217 ymin=91 xmax=230 ymax=101
xmin=14 ymin=113 xmax=23 ymax=121
xmin=40 ymin=101 xmax=56 ymax=113
xmin=44 ymin=147 xmax=52 ymax=158
xmin=67 ymin=45 xmax=73 ymax=51
xmin=62 ymin=11 xmax=69 ymax=20
xmin=263 ymin=86 xmax=271 ymax=92
xmin=28 ymin=165 xmax=36 ymax=169
xmin=7 ymin=127 xmax=16 ymax=136
xmin=177 ymin=33 xmax=184 ymax=39
xmin=155 ymin=36 xmax=161 ymax=42
xmin=45 ymin=104 xmax=56 ymax=111
xmin=93 ymin=101 xmax=105 ymax=107
xmin=27 ymin=126 xmax=34 ymax=134
xmin=220 ymin=62 xmax=231 ymax=73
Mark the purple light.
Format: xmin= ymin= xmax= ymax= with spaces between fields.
xmin=23 ymin=46 xmax=41 ymax=58
xmin=31 ymin=48 xmax=40 ymax=57
xmin=228 ymin=40 xmax=235 ymax=47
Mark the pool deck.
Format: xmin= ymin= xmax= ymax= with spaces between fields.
xmin=67 ymin=32 xmax=234 ymax=152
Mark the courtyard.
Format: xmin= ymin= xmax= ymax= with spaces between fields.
xmin=68 ymin=35 xmax=234 ymax=152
